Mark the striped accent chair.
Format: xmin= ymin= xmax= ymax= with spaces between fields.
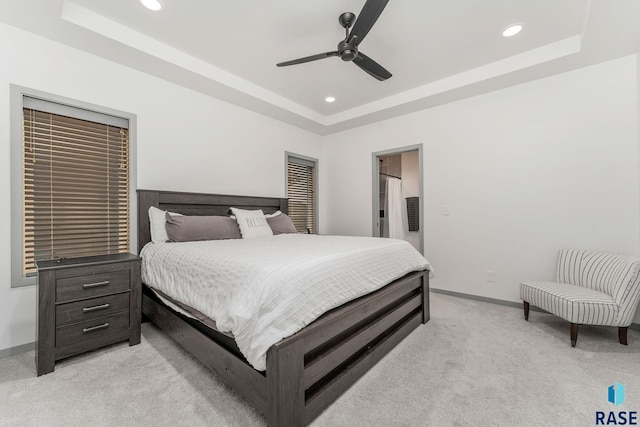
xmin=521 ymin=249 xmax=640 ymax=347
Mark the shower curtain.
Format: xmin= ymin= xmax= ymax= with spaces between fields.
xmin=385 ymin=177 xmax=405 ymax=240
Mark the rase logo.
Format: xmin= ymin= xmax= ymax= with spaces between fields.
xmin=610 ymin=383 xmax=626 ymax=407
xmin=596 ymin=382 xmax=637 ymax=425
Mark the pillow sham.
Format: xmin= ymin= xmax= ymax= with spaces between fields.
xmin=230 ymin=207 xmax=273 ymax=239
xmin=267 ymin=212 xmax=298 ymax=235
xmin=149 ymin=206 xmax=183 ymax=243
xmin=165 ymin=213 xmax=241 ymax=242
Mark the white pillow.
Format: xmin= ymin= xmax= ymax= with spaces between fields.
xmin=230 ymin=207 xmax=273 ymax=239
xmin=148 ymin=206 xmax=182 ymax=243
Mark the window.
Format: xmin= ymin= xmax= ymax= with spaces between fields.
xmin=286 ymin=153 xmax=317 ymax=234
xmin=11 ymin=86 xmax=135 ymax=287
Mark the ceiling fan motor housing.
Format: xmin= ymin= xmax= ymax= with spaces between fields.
xmin=338 ymin=40 xmax=358 ymax=62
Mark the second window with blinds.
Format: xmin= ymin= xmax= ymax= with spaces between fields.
xmin=286 ymin=153 xmax=318 ymax=234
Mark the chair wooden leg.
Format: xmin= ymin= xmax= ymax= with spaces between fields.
xmin=619 ymin=327 xmax=628 ymax=345
xmin=570 ymin=323 xmax=579 ymax=347
xmin=523 ymin=301 xmax=529 ymax=321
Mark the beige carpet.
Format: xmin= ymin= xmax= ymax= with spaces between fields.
xmin=1 ymin=293 xmax=640 ymax=426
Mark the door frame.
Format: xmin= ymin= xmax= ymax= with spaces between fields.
xmin=372 ymin=144 xmax=424 ymax=254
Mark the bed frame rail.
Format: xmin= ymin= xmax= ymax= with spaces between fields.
xmin=142 ymin=294 xmax=269 ymax=413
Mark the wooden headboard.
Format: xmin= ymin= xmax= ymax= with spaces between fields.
xmin=137 ymin=189 xmax=288 ymax=253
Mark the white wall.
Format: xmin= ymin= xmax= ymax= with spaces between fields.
xmin=0 ymin=23 xmax=322 ymax=352
xmin=322 ymin=55 xmax=640 ymax=307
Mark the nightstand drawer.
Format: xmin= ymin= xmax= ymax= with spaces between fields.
xmin=56 ymin=293 xmax=130 ymax=326
xmin=56 ymin=270 xmax=130 ymax=302
xmin=55 ymin=311 xmax=130 ymax=359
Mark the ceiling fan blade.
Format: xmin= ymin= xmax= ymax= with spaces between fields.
xmin=277 ymin=51 xmax=339 ymax=67
xmin=347 ymin=0 xmax=389 ymax=47
xmin=353 ymin=52 xmax=392 ymax=81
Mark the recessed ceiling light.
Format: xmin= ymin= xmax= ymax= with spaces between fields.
xmin=325 ymin=96 xmax=336 ymax=103
xmin=502 ymin=23 xmax=523 ymax=37
xmin=140 ymin=0 xmax=163 ymax=11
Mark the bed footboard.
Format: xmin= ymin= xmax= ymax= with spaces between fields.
xmin=266 ymin=269 xmax=428 ymax=426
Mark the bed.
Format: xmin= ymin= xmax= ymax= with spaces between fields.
xmin=137 ymin=189 xmax=430 ymax=426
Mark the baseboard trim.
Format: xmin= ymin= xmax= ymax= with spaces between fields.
xmin=430 ymin=287 xmax=640 ymax=330
xmin=430 ymin=287 xmax=531 ymax=310
xmin=0 ymin=341 xmax=34 ymax=359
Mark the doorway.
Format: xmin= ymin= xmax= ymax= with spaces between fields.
xmin=372 ymin=144 xmax=424 ymax=254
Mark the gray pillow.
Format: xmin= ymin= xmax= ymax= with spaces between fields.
xmin=267 ymin=213 xmax=298 ymax=235
xmin=165 ymin=212 xmax=241 ymax=242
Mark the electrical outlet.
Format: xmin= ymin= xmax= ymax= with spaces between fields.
xmin=487 ymin=270 xmax=496 ymax=283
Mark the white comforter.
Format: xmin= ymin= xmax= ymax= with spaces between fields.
xmin=141 ymin=234 xmax=431 ymax=370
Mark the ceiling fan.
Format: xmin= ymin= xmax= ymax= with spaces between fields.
xmin=276 ymin=0 xmax=392 ymax=81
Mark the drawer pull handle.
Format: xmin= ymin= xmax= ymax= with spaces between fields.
xmin=82 ymin=280 xmax=110 ymax=289
xmin=82 ymin=303 xmax=110 ymax=313
xmin=82 ymin=323 xmax=110 ymax=334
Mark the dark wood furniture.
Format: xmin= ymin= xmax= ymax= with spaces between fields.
xmin=36 ymin=253 xmax=142 ymax=376
xmin=138 ymin=189 xmax=430 ymax=426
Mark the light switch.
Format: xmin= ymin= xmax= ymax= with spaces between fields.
xmin=487 ymin=270 xmax=496 ymax=282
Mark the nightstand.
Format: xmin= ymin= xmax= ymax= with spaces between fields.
xmin=35 ymin=253 xmax=142 ymax=376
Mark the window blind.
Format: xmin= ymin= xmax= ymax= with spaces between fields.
xmin=287 ymin=156 xmax=316 ymax=234
xmin=22 ymin=105 xmax=130 ymax=276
